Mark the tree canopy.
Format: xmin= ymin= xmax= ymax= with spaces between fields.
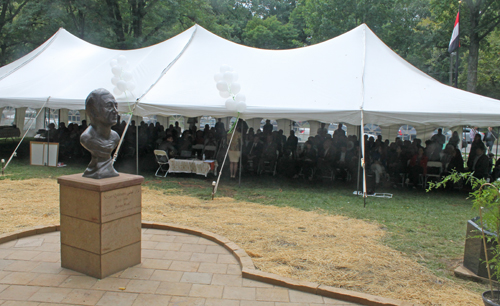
xmin=1 ymin=0 xmax=499 ymax=99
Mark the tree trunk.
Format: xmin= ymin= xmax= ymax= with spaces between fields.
xmin=130 ymin=0 xmax=145 ymax=39
xmin=467 ymin=7 xmax=480 ymax=93
xmin=105 ymin=0 xmax=126 ymax=48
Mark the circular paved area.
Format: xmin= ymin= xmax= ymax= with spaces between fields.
xmin=0 ymin=228 xmax=360 ymax=306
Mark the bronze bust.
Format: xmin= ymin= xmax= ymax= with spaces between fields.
xmin=80 ymin=88 xmax=120 ymax=179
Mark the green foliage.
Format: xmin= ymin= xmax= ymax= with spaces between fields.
xmin=239 ymin=0 xmax=298 ymax=22
xmin=429 ymin=171 xmax=500 ymax=281
xmin=476 ymin=29 xmax=500 ymax=99
xmin=242 ymin=15 xmax=299 ymax=49
xmin=430 ymin=0 xmax=500 ymax=92
xmin=0 ymin=0 xmax=499 ymax=99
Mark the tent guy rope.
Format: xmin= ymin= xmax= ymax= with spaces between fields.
xmin=213 ymin=115 xmax=239 ymax=197
xmin=113 ymin=27 xmax=198 ymax=164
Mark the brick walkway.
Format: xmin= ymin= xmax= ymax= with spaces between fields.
xmin=0 ymin=228 xmax=360 ymax=306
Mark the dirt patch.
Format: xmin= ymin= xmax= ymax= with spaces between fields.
xmin=0 ymin=178 xmax=482 ymax=305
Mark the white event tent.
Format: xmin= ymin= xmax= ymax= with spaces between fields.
xmin=1 ymin=23 xmax=500 ymax=130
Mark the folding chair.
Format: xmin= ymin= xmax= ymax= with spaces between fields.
xmin=259 ymin=150 xmax=279 ymax=176
xmin=424 ymin=161 xmax=443 ymax=187
xmin=203 ymin=145 xmax=217 ymax=159
xmin=154 ymin=150 xmax=170 ymax=177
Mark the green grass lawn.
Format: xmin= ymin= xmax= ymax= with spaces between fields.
xmin=0 ymin=138 xmax=480 ymax=290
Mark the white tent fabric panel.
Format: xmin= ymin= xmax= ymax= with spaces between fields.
xmin=137 ymin=25 xmax=365 ymax=124
xmin=361 ymin=26 xmax=500 ymax=127
xmin=0 ymin=27 xmax=196 ymax=111
xmin=0 ymin=24 xmax=499 ymax=128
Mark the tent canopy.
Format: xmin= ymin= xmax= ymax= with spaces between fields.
xmin=0 ymin=24 xmax=499 ymax=127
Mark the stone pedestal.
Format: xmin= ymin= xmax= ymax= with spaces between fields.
xmin=463 ymin=217 xmax=497 ymax=280
xmin=58 ymin=173 xmax=143 ymax=279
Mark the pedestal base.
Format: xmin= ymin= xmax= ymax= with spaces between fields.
xmin=58 ymin=173 xmax=144 ymax=279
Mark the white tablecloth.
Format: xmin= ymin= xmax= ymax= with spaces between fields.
xmin=168 ymin=159 xmax=217 ymax=177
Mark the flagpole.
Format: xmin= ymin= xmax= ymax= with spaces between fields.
xmin=454 ymin=1 xmax=461 ymax=88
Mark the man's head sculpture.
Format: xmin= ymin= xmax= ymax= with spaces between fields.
xmin=80 ymin=88 xmax=120 ymax=179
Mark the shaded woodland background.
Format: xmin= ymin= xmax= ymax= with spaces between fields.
xmin=0 ymin=0 xmax=499 ymax=99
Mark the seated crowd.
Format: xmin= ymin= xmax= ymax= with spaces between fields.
xmin=48 ymin=118 xmax=497 ymax=187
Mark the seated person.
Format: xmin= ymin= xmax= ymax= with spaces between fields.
xmin=443 ymin=144 xmax=464 ymax=175
xmin=467 ymin=134 xmax=485 ymax=169
xmin=244 ymin=135 xmax=263 ymax=173
xmin=335 ymin=144 xmax=353 ymax=181
xmin=178 ymin=130 xmax=193 ymax=155
xmin=370 ymin=145 xmax=387 ymax=185
xmin=294 ymin=141 xmax=317 ymax=180
xmin=158 ymin=135 xmax=177 ymax=159
xmin=193 ymin=130 xmax=205 ymax=158
xmin=316 ymin=139 xmax=336 ymax=177
xmin=407 ymin=147 xmax=428 ymax=188
xmin=278 ymin=149 xmax=297 ymax=177
xmin=465 ymin=145 xmax=489 ymax=180
xmin=258 ymin=135 xmax=278 ymax=173
xmin=387 ymin=144 xmax=404 ymax=177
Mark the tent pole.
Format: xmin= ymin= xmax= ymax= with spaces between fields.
xmin=361 ymin=110 xmax=367 ymax=207
xmin=356 ymin=125 xmax=361 ymax=195
xmin=136 ymin=123 xmax=139 ymax=175
xmin=47 ymin=108 xmax=50 ymax=167
xmin=238 ymin=120 xmax=243 ymax=186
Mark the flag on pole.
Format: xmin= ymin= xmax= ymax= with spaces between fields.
xmin=448 ymin=12 xmax=460 ymax=53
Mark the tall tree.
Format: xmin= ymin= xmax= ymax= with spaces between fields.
xmin=431 ymin=0 xmax=500 ymax=92
xmin=0 ymin=0 xmax=44 ymax=66
xmin=475 ymin=29 xmax=500 ymax=99
xmin=91 ymin=0 xmax=217 ymax=49
xmin=209 ymin=0 xmax=253 ymax=43
xmin=242 ymin=15 xmax=299 ymax=48
xmin=239 ymin=0 xmax=298 ymax=22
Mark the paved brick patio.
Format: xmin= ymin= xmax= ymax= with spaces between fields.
xmin=0 ymin=228 xmax=360 ymax=306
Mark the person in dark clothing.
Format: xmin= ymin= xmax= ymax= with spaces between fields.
xmin=284 ymin=130 xmax=298 ymax=159
xmin=158 ymin=135 xmax=177 ymax=159
xmin=263 ymin=119 xmax=273 ymax=135
xmin=244 ymin=135 xmax=263 ymax=173
xmin=443 ymin=145 xmax=464 ymax=175
xmin=407 ymin=147 xmax=428 ymax=188
xmin=468 ymin=145 xmax=489 ymax=180
xmin=468 ymin=134 xmax=486 ymax=169
xmin=294 ymin=141 xmax=317 ymax=180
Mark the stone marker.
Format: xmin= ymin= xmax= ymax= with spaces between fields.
xmin=58 ymin=173 xmax=143 ymax=279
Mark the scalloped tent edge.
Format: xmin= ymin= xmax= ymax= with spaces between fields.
xmin=0 ymin=24 xmax=498 ymax=128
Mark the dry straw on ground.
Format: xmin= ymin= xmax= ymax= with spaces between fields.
xmin=0 ymin=178 xmax=482 ymax=305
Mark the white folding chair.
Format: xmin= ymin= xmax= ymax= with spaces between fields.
xmin=154 ymin=150 xmax=170 ymax=177
xmin=424 ymin=161 xmax=443 ymax=187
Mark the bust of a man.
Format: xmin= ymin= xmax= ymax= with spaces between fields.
xmin=80 ymin=88 xmax=120 ymax=179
